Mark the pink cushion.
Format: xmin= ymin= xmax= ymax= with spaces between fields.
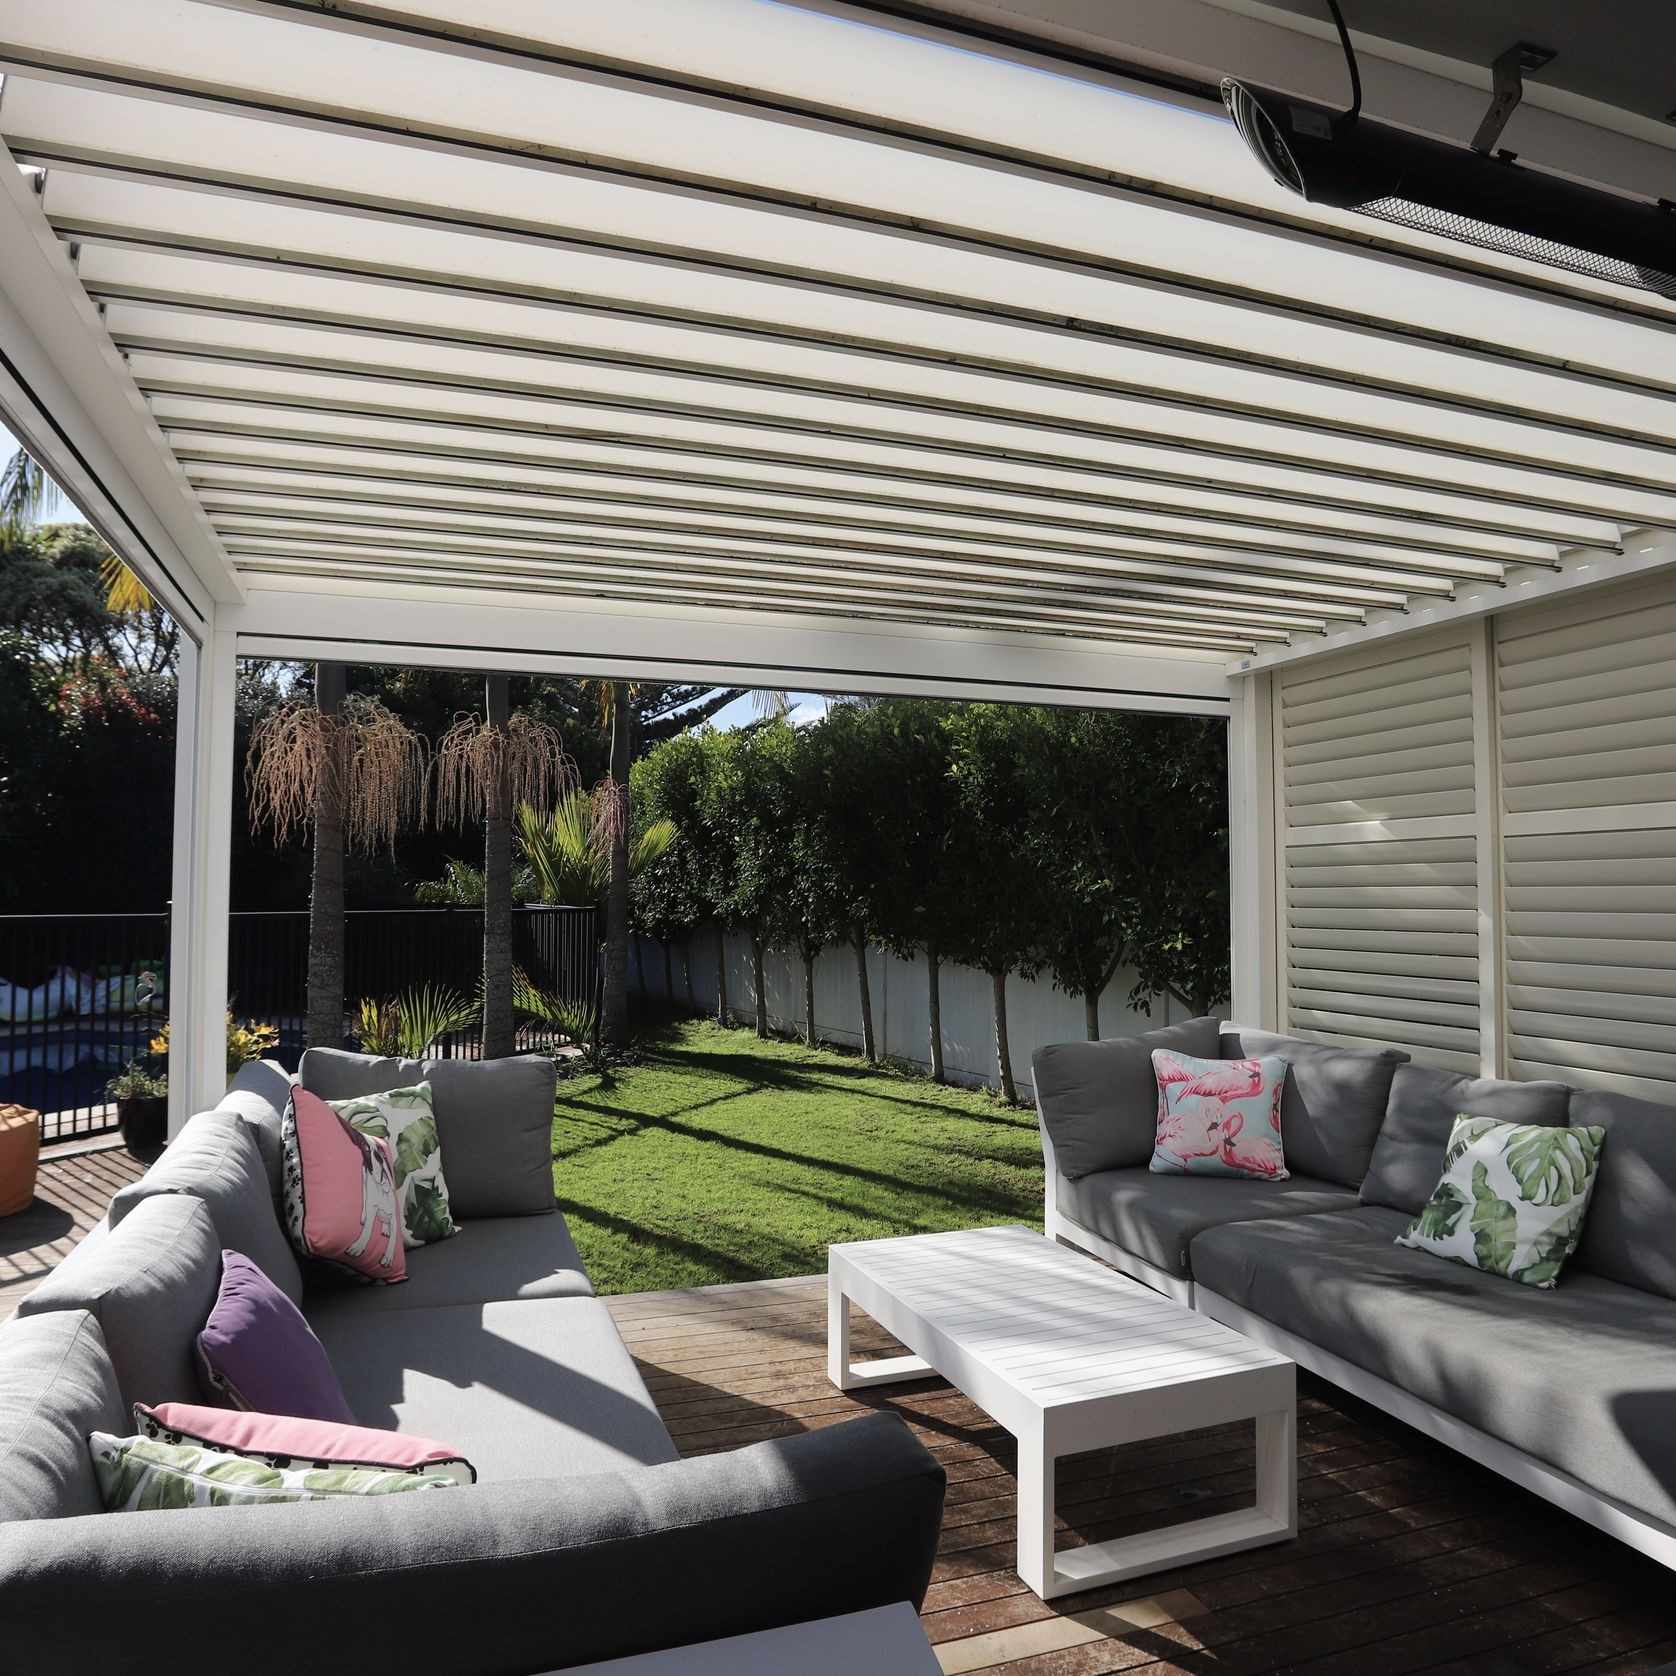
xmin=281 ymin=1087 xmax=407 ymax=1285
xmin=1150 ymin=1050 xmax=1290 ymax=1180
xmin=135 ymin=1402 xmax=475 ymax=1484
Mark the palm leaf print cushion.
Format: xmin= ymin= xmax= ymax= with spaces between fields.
xmin=1396 ymin=1114 xmax=1606 ymax=1288
xmin=89 ymin=1433 xmax=458 ymax=1511
xmin=328 ymin=1082 xmax=460 ymax=1248
xmin=1149 ymin=1050 xmax=1289 ymax=1180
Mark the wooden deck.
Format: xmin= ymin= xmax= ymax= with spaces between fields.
xmin=5 ymin=1157 xmax=1675 ymax=1671
xmin=0 ymin=1142 xmax=146 ymax=1319
xmin=603 ymin=1276 xmax=1676 ymax=1676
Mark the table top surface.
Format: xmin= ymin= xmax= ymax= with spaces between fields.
xmin=831 ymin=1225 xmax=1290 ymax=1407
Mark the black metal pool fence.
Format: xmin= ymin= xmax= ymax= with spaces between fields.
xmin=0 ymin=905 xmax=596 ymax=1142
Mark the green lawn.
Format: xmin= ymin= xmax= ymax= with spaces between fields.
xmin=550 ymin=1018 xmax=1045 ymax=1294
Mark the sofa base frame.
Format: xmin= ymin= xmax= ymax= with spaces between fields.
xmin=1195 ymin=1287 xmax=1676 ymax=1574
xmin=1048 ymin=1211 xmax=1194 ymax=1307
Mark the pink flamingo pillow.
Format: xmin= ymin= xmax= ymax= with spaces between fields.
xmin=1149 ymin=1050 xmax=1289 ymax=1180
xmin=281 ymin=1088 xmax=408 ymax=1285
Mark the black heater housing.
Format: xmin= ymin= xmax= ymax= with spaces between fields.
xmin=1221 ymin=78 xmax=1676 ymax=297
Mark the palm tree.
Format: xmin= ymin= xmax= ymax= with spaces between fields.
xmin=0 ymin=447 xmax=63 ymax=538
xmin=516 ymin=792 xmax=675 ymax=908
xmin=246 ymin=671 xmax=430 ymax=1050
xmin=435 ymin=686 xmax=572 ymax=1060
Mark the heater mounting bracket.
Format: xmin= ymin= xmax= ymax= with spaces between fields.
xmin=1471 ymin=41 xmax=1555 ymax=154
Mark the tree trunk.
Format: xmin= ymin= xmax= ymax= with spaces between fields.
xmin=1084 ymin=990 xmax=1101 ymax=1041
xmin=601 ymin=681 xmax=633 ymax=1046
xmin=992 ymin=965 xmax=1017 ymax=1104
xmin=750 ymin=932 xmax=768 ymax=1038
xmin=480 ymin=673 xmax=516 ymax=1059
xmin=853 ymin=925 xmax=876 ymax=1062
xmin=633 ymin=932 xmax=647 ymax=998
xmin=802 ymin=948 xmax=817 ymax=1046
xmin=683 ymin=935 xmax=695 ymax=1008
xmin=714 ymin=927 xmax=729 ymax=1025
xmin=926 ymin=941 xmax=945 ymax=1083
xmin=662 ymin=941 xmax=673 ymax=1001
xmin=305 ymin=662 xmax=347 ymax=1051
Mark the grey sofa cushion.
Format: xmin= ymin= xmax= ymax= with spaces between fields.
xmin=16 ymin=1194 xmax=221 ymax=1413
xmin=304 ymin=1211 xmax=593 ymax=1322
xmin=1568 ymin=1088 xmax=1676 ymax=1301
xmin=1361 ymin=1066 xmax=1572 ymax=1215
xmin=1034 ymin=1017 xmax=1221 ymax=1180
xmin=0 ymin=1311 xmax=124 ymax=1522
xmin=215 ymin=1058 xmax=296 ymax=1196
xmin=313 ymin=1297 xmax=675 ymax=1481
xmin=0 ymin=1412 xmax=944 ymax=1676
xmin=1191 ymin=1206 xmax=1676 ymax=1529
xmin=108 ymin=1111 xmax=302 ymax=1305
xmin=1057 ymin=1167 xmax=1361 ymax=1280
xmin=1220 ymin=1027 xmax=1407 ymax=1188
xmin=299 ymin=1048 xmax=556 ymax=1217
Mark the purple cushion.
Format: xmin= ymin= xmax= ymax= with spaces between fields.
xmin=196 ymin=1250 xmax=355 ymax=1423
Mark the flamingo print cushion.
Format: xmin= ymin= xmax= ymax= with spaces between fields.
xmin=281 ymin=1087 xmax=408 ymax=1285
xmin=1150 ymin=1050 xmax=1290 ymax=1180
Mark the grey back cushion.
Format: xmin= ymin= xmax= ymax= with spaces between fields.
xmin=0 ymin=1310 xmax=125 ymax=1522
xmin=16 ymin=1194 xmax=222 ymax=1413
xmin=1033 ymin=1017 xmax=1221 ymax=1179
xmin=1362 ymin=1066 xmax=1572 ymax=1214
xmin=108 ymin=1111 xmax=302 ymax=1305
xmin=1569 ymin=1088 xmax=1676 ymax=1301
xmin=215 ymin=1058 xmax=297 ymax=1197
xmin=1220 ymin=1027 xmax=1408 ymax=1189
xmin=299 ymin=1048 xmax=557 ymax=1217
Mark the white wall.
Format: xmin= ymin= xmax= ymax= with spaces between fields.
xmin=629 ymin=932 xmax=1188 ymax=1101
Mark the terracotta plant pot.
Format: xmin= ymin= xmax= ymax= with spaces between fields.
xmin=116 ymin=1096 xmax=168 ymax=1155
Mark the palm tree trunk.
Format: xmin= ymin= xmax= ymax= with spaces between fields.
xmin=926 ymin=941 xmax=945 ymax=1083
xmin=802 ymin=947 xmax=817 ymax=1046
xmin=750 ymin=932 xmax=768 ymax=1038
xmin=601 ymin=682 xmax=632 ymax=1046
xmin=714 ymin=926 xmax=730 ymax=1025
xmin=306 ymin=663 xmax=347 ymax=1051
xmin=992 ymin=965 xmax=1017 ymax=1104
xmin=853 ymin=924 xmax=876 ymax=1062
xmin=480 ymin=674 xmax=515 ymax=1059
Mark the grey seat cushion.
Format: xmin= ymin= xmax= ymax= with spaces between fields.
xmin=1057 ymin=1167 xmax=1360 ymax=1280
xmin=0 ymin=1413 xmax=945 ymax=1676
xmin=1361 ymin=1065 xmax=1572 ymax=1215
xmin=1191 ymin=1206 xmax=1676 ymax=1528
xmin=312 ymin=1297 xmax=676 ymax=1482
xmin=1569 ymin=1088 xmax=1676 ymax=1301
xmin=16 ymin=1194 xmax=221 ymax=1413
xmin=1220 ymin=1027 xmax=1407 ymax=1188
xmin=0 ymin=1310 xmax=125 ymax=1522
xmin=215 ymin=1058 xmax=296 ymax=1196
xmin=304 ymin=1212 xmax=594 ymax=1324
xmin=108 ymin=1111 xmax=302 ymax=1305
xmin=1034 ymin=1017 xmax=1221 ymax=1180
xmin=299 ymin=1048 xmax=556 ymax=1217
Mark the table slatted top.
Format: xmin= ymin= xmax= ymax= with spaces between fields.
xmin=832 ymin=1225 xmax=1288 ymax=1405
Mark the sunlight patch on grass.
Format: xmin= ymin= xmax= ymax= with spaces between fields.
xmin=550 ymin=1018 xmax=1044 ymax=1294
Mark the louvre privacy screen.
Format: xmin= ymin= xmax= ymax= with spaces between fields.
xmin=0 ymin=0 xmax=1673 ymax=1114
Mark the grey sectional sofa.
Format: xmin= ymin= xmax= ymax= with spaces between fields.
xmin=1 ymin=1050 xmax=946 ymax=1673
xmin=1035 ymin=1020 xmax=1676 ymax=1573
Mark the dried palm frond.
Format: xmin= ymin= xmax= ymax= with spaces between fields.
xmin=435 ymin=710 xmax=574 ymax=829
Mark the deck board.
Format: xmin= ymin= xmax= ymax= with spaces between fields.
xmin=0 ymin=1142 xmax=146 ymax=1318
xmin=604 ymin=1276 xmax=1676 ymax=1676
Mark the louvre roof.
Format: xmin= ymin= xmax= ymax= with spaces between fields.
xmin=1 ymin=0 xmax=1672 ymax=668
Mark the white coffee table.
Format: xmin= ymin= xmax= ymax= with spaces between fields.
xmin=828 ymin=1224 xmax=1296 ymax=1600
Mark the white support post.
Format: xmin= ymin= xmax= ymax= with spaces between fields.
xmin=1469 ymin=619 xmax=1505 ymax=1078
xmin=1227 ymin=673 xmax=1278 ymax=1030
xmin=168 ymin=623 xmax=238 ymax=1135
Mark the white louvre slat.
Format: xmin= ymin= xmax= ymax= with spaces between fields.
xmin=1498 ymin=571 xmax=1676 ymax=1100
xmin=1279 ymin=629 xmax=1479 ymax=1072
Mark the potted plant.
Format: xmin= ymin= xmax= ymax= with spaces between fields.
xmin=149 ymin=1009 xmax=281 ymax=1082
xmin=106 ymin=1061 xmax=168 ymax=1154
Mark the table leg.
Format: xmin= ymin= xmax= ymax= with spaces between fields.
xmin=1014 ymin=1418 xmax=1056 ymax=1599
xmin=826 ymin=1266 xmax=937 ymax=1391
xmin=1255 ymin=1406 xmax=1298 ymax=1538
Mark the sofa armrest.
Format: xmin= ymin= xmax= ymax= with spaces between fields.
xmin=0 ymin=1413 xmax=945 ymax=1676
